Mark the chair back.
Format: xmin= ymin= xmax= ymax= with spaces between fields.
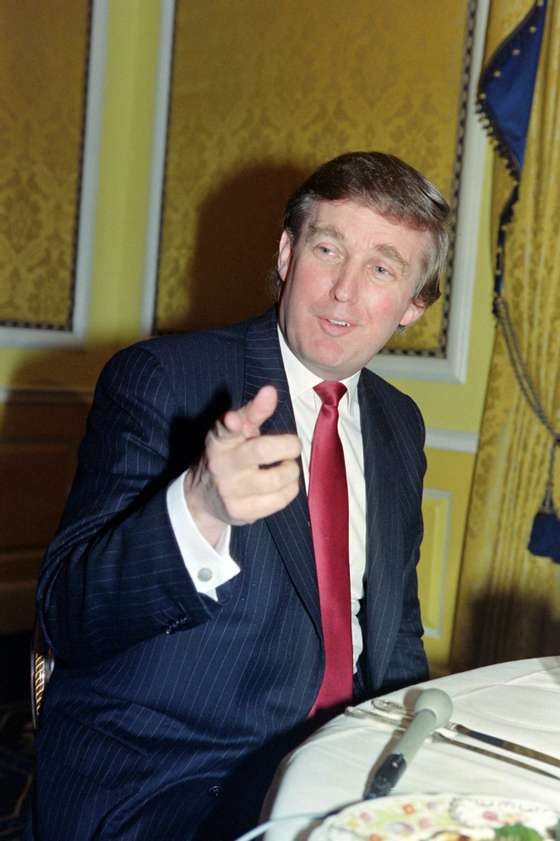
xmin=30 ymin=620 xmax=55 ymax=729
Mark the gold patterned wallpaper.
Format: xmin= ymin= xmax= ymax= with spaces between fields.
xmin=157 ymin=0 xmax=474 ymax=357
xmin=0 ymin=1 xmax=89 ymax=329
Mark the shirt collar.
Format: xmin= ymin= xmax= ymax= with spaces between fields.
xmin=277 ymin=326 xmax=360 ymax=409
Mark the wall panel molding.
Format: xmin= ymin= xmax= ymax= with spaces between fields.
xmin=141 ymin=0 xmax=176 ymax=335
xmin=425 ymin=428 xmax=479 ymax=453
xmin=370 ymin=0 xmax=490 ymax=383
xmin=0 ymin=0 xmax=108 ymax=348
xmin=419 ymin=490 xmax=452 ymax=640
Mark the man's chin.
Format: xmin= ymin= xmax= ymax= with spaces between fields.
xmin=302 ymin=354 xmax=357 ymax=381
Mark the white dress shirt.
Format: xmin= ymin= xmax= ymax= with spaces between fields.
xmin=166 ymin=328 xmax=367 ymax=667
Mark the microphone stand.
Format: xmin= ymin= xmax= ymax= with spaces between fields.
xmin=364 ymin=688 xmax=453 ymax=799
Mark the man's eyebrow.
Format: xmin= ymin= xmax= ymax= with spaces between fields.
xmin=305 ymin=226 xmax=410 ymax=273
xmin=305 ymin=223 xmax=345 ymax=242
xmin=376 ymin=243 xmax=409 ymax=272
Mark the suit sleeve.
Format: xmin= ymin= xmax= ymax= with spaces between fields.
xmin=37 ymin=344 xmax=219 ymax=667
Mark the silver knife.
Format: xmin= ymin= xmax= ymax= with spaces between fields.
xmin=345 ymin=706 xmax=560 ymax=782
xmin=370 ymin=698 xmax=560 ymax=769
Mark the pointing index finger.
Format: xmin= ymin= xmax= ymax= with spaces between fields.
xmin=224 ymin=385 xmax=278 ymax=438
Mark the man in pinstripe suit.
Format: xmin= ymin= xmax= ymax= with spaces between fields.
xmin=27 ymin=152 xmax=449 ymax=840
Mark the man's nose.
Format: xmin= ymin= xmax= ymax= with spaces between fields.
xmin=331 ymin=264 xmax=359 ymax=302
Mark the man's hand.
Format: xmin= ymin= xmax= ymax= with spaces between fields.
xmin=184 ymin=385 xmax=301 ymax=547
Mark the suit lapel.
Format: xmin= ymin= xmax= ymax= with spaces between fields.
xmin=359 ymin=373 xmax=407 ymax=685
xmin=243 ymin=309 xmax=321 ymax=638
xmin=239 ymin=316 xmax=420 ymax=686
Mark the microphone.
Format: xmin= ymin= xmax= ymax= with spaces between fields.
xmin=364 ymin=688 xmax=453 ymax=799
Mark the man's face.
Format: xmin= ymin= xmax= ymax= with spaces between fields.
xmin=277 ymin=199 xmax=430 ymax=381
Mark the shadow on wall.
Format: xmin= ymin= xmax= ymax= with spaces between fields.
xmin=1 ymin=159 xmax=309 ymax=632
xmin=0 ymin=379 xmax=91 ymax=636
xmin=0 ymin=338 xmax=130 ymax=637
xmin=453 ymin=591 xmax=560 ymax=672
xmin=161 ymin=160 xmax=308 ymax=333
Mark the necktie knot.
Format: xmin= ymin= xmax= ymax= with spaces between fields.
xmin=314 ymin=381 xmax=346 ymax=408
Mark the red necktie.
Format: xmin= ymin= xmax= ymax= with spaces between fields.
xmin=308 ymin=381 xmax=353 ymax=717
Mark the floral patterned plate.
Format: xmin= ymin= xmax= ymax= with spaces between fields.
xmin=309 ymin=794 xmax=559 ymax=841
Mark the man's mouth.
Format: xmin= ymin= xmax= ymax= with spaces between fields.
xmin=317 ymin=315 xmax=354 ymax=335
xmin=326 ymin=318 xmax=350 ymax=327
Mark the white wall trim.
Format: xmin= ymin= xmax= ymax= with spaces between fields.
xmin=0 ymin=0 xmax=108 ymax=349
xmin=425 ymin=428 xmax=479 ymax=453
xmin=370 ymin=0 xmax=490 ymax=384
xmin=141 ymin=0 xmax=176 ymax=335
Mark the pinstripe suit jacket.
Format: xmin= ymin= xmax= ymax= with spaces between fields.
xmin=28 ymin=307 xmax=428 ymax=841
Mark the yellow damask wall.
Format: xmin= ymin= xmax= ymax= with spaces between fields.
xmin=156 ymin=0 xmax=493 ymax=672
xmin=158 ymin=0 xmax=470 ymax=360
xmin=0 ymin=0 xmax=162 ymax=392
xmin=0 ymin=1 xmax=495 ymax=676
xmin=0 ymin=1 xmax=163 ymax=632
xmin=419 ymin=155 xmax=494 ymax=673
xmin=0 ymin=2 xmax=88 ymax=329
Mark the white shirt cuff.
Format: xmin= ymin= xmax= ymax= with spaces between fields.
xmin=166 ymin=471 xmax=240 ymax=601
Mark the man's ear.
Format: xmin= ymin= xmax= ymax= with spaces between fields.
xmin=398 ymin=297 xmax=425 ymax=329
xmin=277 ymin=230 xmax=293 ymax=282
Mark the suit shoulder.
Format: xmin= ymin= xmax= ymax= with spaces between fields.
xmin=133 ymin=321 xmax=247 ymax=361
xmin=360 ymin=368 xmax=426 ymax=491
xmin=360 ymin=367 xmax=423 ymax=423
xmin=99 ymin=321 xmax=248 ymax=382
xmin=99 ymin=309 xmax=278 ymax=388
xmin=92 ymin=314 xmax=278 ymax=418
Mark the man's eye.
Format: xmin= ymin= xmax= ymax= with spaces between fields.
xmin=314 ymin=244 xmax=336 ymax=257
xmin=373 ymin=264 xmax=392 ymax=278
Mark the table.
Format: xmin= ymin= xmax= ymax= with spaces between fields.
xmin=261 ymin=657 xmax=560 ymax=840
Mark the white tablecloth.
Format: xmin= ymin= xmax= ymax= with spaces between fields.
xmin=262 ymin=657 xmax=560 ymax=840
